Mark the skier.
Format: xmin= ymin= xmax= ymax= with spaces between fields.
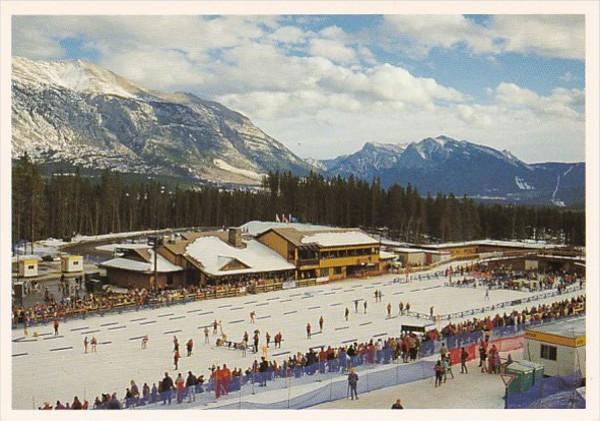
xmin=399 ymin=302 xmax=404 ymax=315
xmin=430 ymin=306 xmax=435 ymax=319
xmin=90 ymin=336 xmax=97 ymax=352
xmin=319 ymin=316 xmax=324 ymax=332
xmin=174 ymin=350 xmax=181 ymax=370
xmin=141 ymin=335 xmax=148 ymax=350
xmin=345 ymin=307 xmax=350 ymax=321
xmin=354 ymin=300 xmax=359 ymax=313
xmin=186 ymin=338 xmax=193 ymax=357
xmin=173 ymin=336 xmax=179 ymax=352
xmin=374 ymin=290 xmax=378 ymax=302
xmin=253 ymin=331 xmax=259 ymax=353
xmin=83 ymin=336 xmax=89 ymax=353
xmin=405 ymin=302 xmax=411 ymax=314
xmin=485 ymin=287 xmax=490 ymax=302
xmin=266 ymin=331 xmax=271 ymax=346
xmin=306 ymin=322 xmax=312 ymax=339
xmin=204 ymin=326 xmax=209 ymax=344
xmin=460 ymin=347 xmax=469 ymax=374
xmin=363 ymin=300 xmax=367 ymax=314
xmin=53 ymin=319 xmax=59 ymax=336
xmin=387 ymin=303 xmax=392 ymax=318
xmin=434 ymin=360 xmax=443 ymax=387
xmin=250 ymin=311 xmax=256 ymax=324
xmin=212 ymin=320 xmax=218 ymax=335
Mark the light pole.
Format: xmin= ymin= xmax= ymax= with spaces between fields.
xmin=148 ymin=236 xmax=163 ymax=292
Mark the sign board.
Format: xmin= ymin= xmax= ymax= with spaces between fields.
xmin=282 ymin=280 xmax=297 ymax=290
xmin=316 ymin=276 xmax=329 ymax=284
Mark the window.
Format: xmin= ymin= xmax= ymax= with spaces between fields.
xmin=28 ymin=265 xmax=34 ymax=270
xmin=73 ymin=260 xmax=79 ymax=265
xmin=540 ymin=344 xmax=557 ymax=360
xmin=320 ymin=268 xmax=328 ymax=277
xmin=334 ymin=267 xmax=342 ymax=275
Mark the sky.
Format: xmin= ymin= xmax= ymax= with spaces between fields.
xmin=12 ymin=15 xmax=585 ymax=162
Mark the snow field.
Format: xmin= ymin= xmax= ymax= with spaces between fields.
xmin=12 ymin=264 xmax=583 ymax=409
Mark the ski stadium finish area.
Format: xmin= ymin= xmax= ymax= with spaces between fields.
xmin=12 ymin=257 xmax=585 ymax=409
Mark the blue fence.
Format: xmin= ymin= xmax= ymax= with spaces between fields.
xmin=507 ymin=372 xmax=585 ymax=409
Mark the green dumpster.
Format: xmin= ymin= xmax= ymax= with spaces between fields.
xmin=506 ymin=361 xmax=545 ymax=393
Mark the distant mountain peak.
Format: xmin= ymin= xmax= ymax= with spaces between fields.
xmin=12 ymin=56 xmax=310 ymax=185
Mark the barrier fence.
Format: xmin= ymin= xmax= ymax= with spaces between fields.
xmin=507 ymin=372 xmax=585 ymax=409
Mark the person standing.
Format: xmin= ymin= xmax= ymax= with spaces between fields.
xmin=354 ymin=300 xmax=359 ymax=313
xmin=391 ymin=399 xmax=404 ymax=409
xmin=434 ymin=360 xmax=444 ymax=387
xmin=347 ymin=368 xmax=359 ymax=400
xmin=161 ymin=372 xmax=174 ymax=405
xmin=53 ymin=319 xmax=59 ymax=336
xmin=173 ymin=336 xmax=179 ymax=352
xmin=485 ymin=287 xmax=490 ymax=302
xmin=345 ymin=307 xmax=350 ymax=321
xmin=479 ymin=343 xmax=487 ymax=373
xmin=213 ymin=320 xmax=218 ymax=334
xmin=430 ymin=306 xmax=435 ymax=319
xmin=443 ymin=356 xmax=454 ymax=381
xmin=186 ymin=338 xmax=193 ymax=357
xmin=399 ymin=302 xmax=404 ymax=315
xmin=460 ymin=347 xmax=469 ymax=374
xmin=83 ymin=336 xmax=89 ymax=354
xmin=319 ymin=316 xmax=324 ymax=332
xmin=91 ymin=336 xmax=97 ymax=352
xmin=141 ymin=335 xmax=148 ymax=350
xmin=363 ymin=300 xmax=367 ymax=314
xmin=387 ymin=303 xmax=392 ymax=318
xmin=266 ymin=331 xmax=271 ymax=346
xmin=174 ymin=350 xmax=181 ymax=370
xmin=306 ymin=322 xmax=312 ymax=339
xmin=175 ymin=373 xmax=185 ymax=404
xmin=204 ymin=326 xmax=210 ymax=344
xmin=253 ymin=331 xmax=260 ymax=353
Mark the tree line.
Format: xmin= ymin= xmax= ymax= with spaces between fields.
xmin=12 ymin=155 xmax=585 ymax=247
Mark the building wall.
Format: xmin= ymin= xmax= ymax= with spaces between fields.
xmin=257 ymin=231 xmax=293 ymax=261
xmin=61 ymin=256 xmax=83 ymax=273
xmin=524 ymin=339 xmax=586 ymax=377
xmin=106 ymin=268 xmax=185 ymax=289
xmin=396 ymin=252 xmax=426 ymax=267
xmin=18 ymin=260 xmax=38 ymax=277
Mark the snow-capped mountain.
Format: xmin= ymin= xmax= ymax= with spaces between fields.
xmin=319 ymin=142 xmax=407 ymax=180
xmin=319 ymin=135 xmax=584 ymax=206
xmin=12 ymin=57 xmax=310 ymax=185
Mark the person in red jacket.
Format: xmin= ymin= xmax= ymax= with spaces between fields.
xmin=221 ymin=364 xmax=231 ymax=396
xmin=173 ymin=350 xmax=180 ymax=370
xmin=53 ymin=319 xmax=59 ymax=336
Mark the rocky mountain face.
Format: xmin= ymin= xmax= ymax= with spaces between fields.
xmin=12 ymin=57 xmax=584 ymax=205
xmin=318 ymin=136 xmax=584 ymax=206
xmin=12 ymin=57 xmax=310 ymax=185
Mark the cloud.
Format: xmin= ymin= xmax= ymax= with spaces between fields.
xmin=495 ymin=82 xmax=583 ymax=120
xmin=560 ymin=71 xmax=575 ymax=83
xmin=308 ymin=38 xmax=357 ymax=63
xmin=491 ymin=15 xmax=584 ymax=61
xmin=380 ymin=14 xmax=584 ymax=60
xmin=11 ymin=15 xmax=584 ymax=163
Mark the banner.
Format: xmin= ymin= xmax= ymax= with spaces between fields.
xmin=282 ymin=280 xmax=297 ymax=290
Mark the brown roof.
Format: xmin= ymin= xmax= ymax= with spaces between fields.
xmin=132 ymin=248 xmax=151 ymax=262
xmin=260 ymin=227 xmax=365 ymax=247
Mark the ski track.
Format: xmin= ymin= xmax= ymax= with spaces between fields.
xmin=12 ymin=263 xmax=584 ymax=409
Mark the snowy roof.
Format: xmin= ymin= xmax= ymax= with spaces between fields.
xmin=525 ymin=316 xmax=585 ymax=339
xmin=240 ymin=220 xmax=334 ymax=236
xmin=393 ymin=247 xmax=428 ymax=254
xmin=96 ymin=243 xmax=151 ymax=252
xmin=379 ymin=250 xmax=397 ymax=260
xmin=300 ymin=231 xmax=379 ymax=247
xmin=99 ymin=249 xmax=182 ymax=273
xmin=11 ymin=255 xmax=42 ymax=263
xmin=418 ymin=239 xmax=565 ymax=250
xmin=185 ymin=237 xmax=296 ymax=277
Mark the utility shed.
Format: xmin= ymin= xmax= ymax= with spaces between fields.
xmin=524 ymin=317 xmax=585 ymax=377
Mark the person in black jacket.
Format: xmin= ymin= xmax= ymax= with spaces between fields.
xmin=259 ymin=357 xmax=269 ymax=386
xmin=391 ymin=399 xmax=404 ymax=409
xmin=161 ymin=372 xmax=173 ymax=405
xmin=347 ymin=368 xmax=359 ymax=400
xmin=460 ymin=347 xmax=469 ymax=374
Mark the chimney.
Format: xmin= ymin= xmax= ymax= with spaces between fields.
xmin=228 ymin=227 xmax=242 ymax=248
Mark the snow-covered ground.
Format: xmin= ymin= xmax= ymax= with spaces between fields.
xmin=12 ymin=264 xmax=584 ymax=409
xmin=314 ymin=350 xmax=523 ymax=409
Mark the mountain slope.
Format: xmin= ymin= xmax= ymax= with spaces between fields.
xmin=320 ymin=136 xmax=584 ymax=206
xmin=12 ymin=57 xmax=310 ymax=185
